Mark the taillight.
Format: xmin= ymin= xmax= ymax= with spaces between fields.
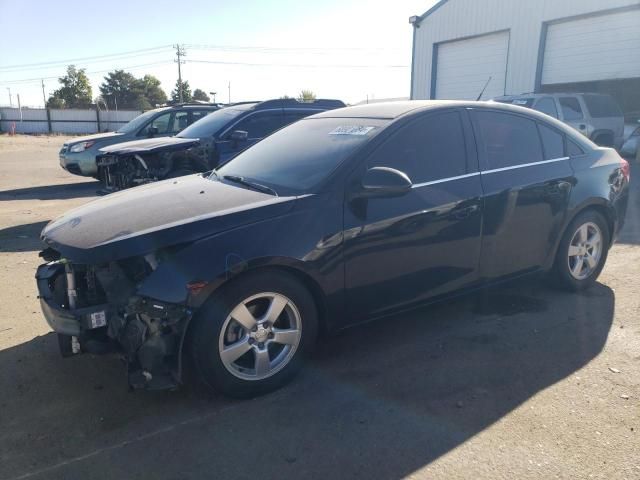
xmin=620 ymin=158 xmax=630 ymax=183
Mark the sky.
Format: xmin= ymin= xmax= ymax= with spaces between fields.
xmin=0 ymin=0 xmax=437 ymax=108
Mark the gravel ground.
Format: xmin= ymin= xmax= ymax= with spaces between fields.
xmin=0 ymin=134 xmax=638 ymax=480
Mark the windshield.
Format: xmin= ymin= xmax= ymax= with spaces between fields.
xmin=116 ymin=110 xmax=166 ymax=134
xmin=214 ymin=117 xmax=388 ymax=195
xmin=177 ymin=107 xmax=248 ymax=138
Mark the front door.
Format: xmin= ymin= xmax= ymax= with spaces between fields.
xmin=469 ymin=109 xmax=573 ymax=280
xmin=343 ymin=110 xmax=483 ymax=321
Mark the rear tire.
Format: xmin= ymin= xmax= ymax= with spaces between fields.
xmin=552 ymin=210 xmax=610 ymax=291
xmin=189 ymin=270 xmax=318 ymax=398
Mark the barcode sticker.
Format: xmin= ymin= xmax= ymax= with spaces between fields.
xmin=329 ymin=126 xmax=375 ymax=136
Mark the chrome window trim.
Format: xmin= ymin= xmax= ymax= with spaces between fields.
xmin=481 ymin=156 xmax=569 ymax=175
xmin=409 ymin=156 xmax=569 ymax=189
xmin=412 ymin=172 xmax=481 ymax=189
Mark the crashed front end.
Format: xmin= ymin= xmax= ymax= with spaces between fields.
xmin=36 ymin=248 xmax=192 ymax=390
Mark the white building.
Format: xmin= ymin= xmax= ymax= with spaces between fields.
xmin=409 ymin=0 xmax=640 ymax=113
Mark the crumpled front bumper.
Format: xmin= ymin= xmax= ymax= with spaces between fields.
xmin=35 ymin=263 xmax=112 ymax=337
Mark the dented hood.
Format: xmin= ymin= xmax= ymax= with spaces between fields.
xmin=98 ymin=136 xmax=199 ymax=156
xmin=41 ymin=174 xmax=296 ymax=264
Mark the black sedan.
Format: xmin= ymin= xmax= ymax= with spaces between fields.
xmin=36 ymin=101 xmax=630 ymax=397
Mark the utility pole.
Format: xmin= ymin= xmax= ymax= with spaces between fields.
xmin=174 ymin=44 xmax=186 ymax=103
xmin=41 ymin=80 xmax=47 ymax=107
xmin=7 ymin=87 xmax=12 ymax=107
xmin=228 ymin=81 xmax=231 ymax=104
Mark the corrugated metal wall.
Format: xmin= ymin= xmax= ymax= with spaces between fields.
xmin=411 ymin=0 xmax=640 ymax=99
xmin=0 ymin=108 xmax=141 ymax=134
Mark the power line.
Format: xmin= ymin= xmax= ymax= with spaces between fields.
xmin=186 ymin=59 xmax=409 ymax=69
xmin=185 ymin=43 xmax=404 ymax=53
xmin=0 ymin=45 xmax=173 ymax=71
xmin=0 ymin=61 xmax=174 ymax=86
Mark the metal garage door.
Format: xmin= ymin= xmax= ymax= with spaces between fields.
xmin=542 ymin=9 xmax=640 ymax=85
xmin=434 ymin=31 xmax=509 ymax=100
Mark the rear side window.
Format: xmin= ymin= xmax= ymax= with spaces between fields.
xmin=538 ymin=124 xmax=565 ymax=159
xmin=191 ymin=110 xmax=210 ymax=123
xmin=559 ymin=97 xmax=584 ymax=121
xmin=534 ymin=98 xmax=558 ymax=119
xmin=472 ymin=111 xmax=543 ymax=169
xmin=583 ymin=94 xmax=622 ymax=118
xmin=368 ymin=111 xmax=467 ymax=183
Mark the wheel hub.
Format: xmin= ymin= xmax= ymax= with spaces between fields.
xmin=252 ymin=324 xmax=271 ymax=343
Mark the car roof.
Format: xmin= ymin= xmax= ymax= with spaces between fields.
xmin=311 ymin=100 xmax=545 ymax=120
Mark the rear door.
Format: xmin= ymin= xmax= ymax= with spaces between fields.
xmin=470 ymin=109 xmax=573 ymax=280
xmin=343 ymin=109 xmax=483 ymax=320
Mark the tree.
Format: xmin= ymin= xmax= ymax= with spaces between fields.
xmin=192 ymin=89 xmax=210 ymax=102
xmin=99 ymin=70 xmax=138 ymax=109
xmin=99 ymin=72 xmax=167 ymax=110
xmin=171 ymin=80 xmax=192 ymax=104
xmin=297 ymin=89 xmax=316 ymax=102
xmin=47 ymin=65 xmax=93 ymax=108
xmin=136 ymin=75 xmax=167 ymax=108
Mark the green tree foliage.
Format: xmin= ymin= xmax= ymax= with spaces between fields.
xmin=47 ymin=65 xmax=93 ymax=108
xmin=192 ymin=89 xmax=210 ymax=102
xmin=297 ymin=89 xmax=316 ymax=102
xmin=99 ymin=71 xmax=167 ymax=110
xmin=171 ymin=80 xmax=192 ymax=104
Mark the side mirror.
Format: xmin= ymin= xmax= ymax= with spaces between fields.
xmin=230 ymin=130 xmax=248 ymax=142
xmin=147 ymin=126 xmax=159 ymax=137
xmin=358 ymin=167 xmax=412 ymax=198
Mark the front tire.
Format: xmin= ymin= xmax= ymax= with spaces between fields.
xmin=552 ymin=210 xmax=610 ymax=291
xmin=189 ymin=270 xmax=318 ymax=398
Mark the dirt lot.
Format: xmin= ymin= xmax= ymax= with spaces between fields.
xmin=0 ymin=134 xmax=638 ymax=480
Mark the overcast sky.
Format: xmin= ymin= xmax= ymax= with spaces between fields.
xmin=0 ymin=0 xmax=437 ymax=108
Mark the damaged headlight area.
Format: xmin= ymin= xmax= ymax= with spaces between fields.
xmin=96 ymin=152 xmax=175 ymax=192
xmin=36 ymin=250 xmax=192 ymax=390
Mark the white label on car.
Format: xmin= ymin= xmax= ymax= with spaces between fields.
xmin=513 ymin=100 xmax=529 ymax=105
xmin=329 ymin=126 xmax=375 ymax=136
xmin=90 ymin=311 xmax=107 ymax=329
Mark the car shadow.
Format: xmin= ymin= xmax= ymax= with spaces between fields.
xmin=0 ymin=181 xmax=99 ymax=201
xmin=0 ymin=278 xmax=614 ymax=479
xmin=0 ymin=220 xmax=49 ymax=252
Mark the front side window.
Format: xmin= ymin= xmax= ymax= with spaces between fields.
xmin=368 ymin=111 xmax=467 ymax=183
xmin=230 ymin=112 xmax=289 ymax=139
xmin=145 ymin=112 xmax=173 ymax=135
xmin=169 ymin=111 xmax=190 ymax=133
xmin=191 ymin=110 xmax=210 ymax=123
xmin=538 ymin=123 xmax=564 ymax=160
xmin=177 ymin=107 xmax=247 ymax=139
xmin=534 ymin=98 xmax=558 ymax=119
xmin=559 ymin=97 xmax=584 ymax=121
xmin=472 ymin=111 xmax=543 ymax=169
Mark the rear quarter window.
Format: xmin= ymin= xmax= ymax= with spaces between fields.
xmin=583 ymin=95 xmax=623 ymax=118
xmin=538 ymin=123 xmax=564 ymax=159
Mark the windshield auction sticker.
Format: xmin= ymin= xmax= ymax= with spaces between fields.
xmin=329 ymin=126 xmax=376 ymax=136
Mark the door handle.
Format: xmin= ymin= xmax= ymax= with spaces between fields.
xmin=451 ymin=205 xmax=479 ymax=220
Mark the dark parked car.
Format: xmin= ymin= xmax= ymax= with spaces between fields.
xmin=59 ymin=103 xmax=220 ymax=177
xmin=95 ymin=98 xmax=346 ymax=191
xmin=36 ymin=101 xmax=629 ymax=397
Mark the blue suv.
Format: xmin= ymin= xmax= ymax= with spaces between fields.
xmin=96 ymin=99 xmax=345 ymax=191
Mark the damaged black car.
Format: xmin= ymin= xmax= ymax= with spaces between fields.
xmin=36 ymin=101 xmax=629 ymax=398
xmin=95 ymin=98 xmax=345 ymax=192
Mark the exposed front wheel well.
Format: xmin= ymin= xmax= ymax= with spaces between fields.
xmin=591 ymin=131 xmax=614 ymax=147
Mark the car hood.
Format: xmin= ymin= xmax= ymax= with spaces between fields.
xmin=41 ymin=174 xmax=296 ymax=264
xmin=98 ymin=136 xmax=199 ymax=155
xmin=65 ymin=132 xmax=125 ymax=146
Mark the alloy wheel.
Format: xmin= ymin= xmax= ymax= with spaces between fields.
xmin=567 ymin=222 xmax=603 ymax=281
xmin=218 ymin=292 xmax=302 ymax=381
